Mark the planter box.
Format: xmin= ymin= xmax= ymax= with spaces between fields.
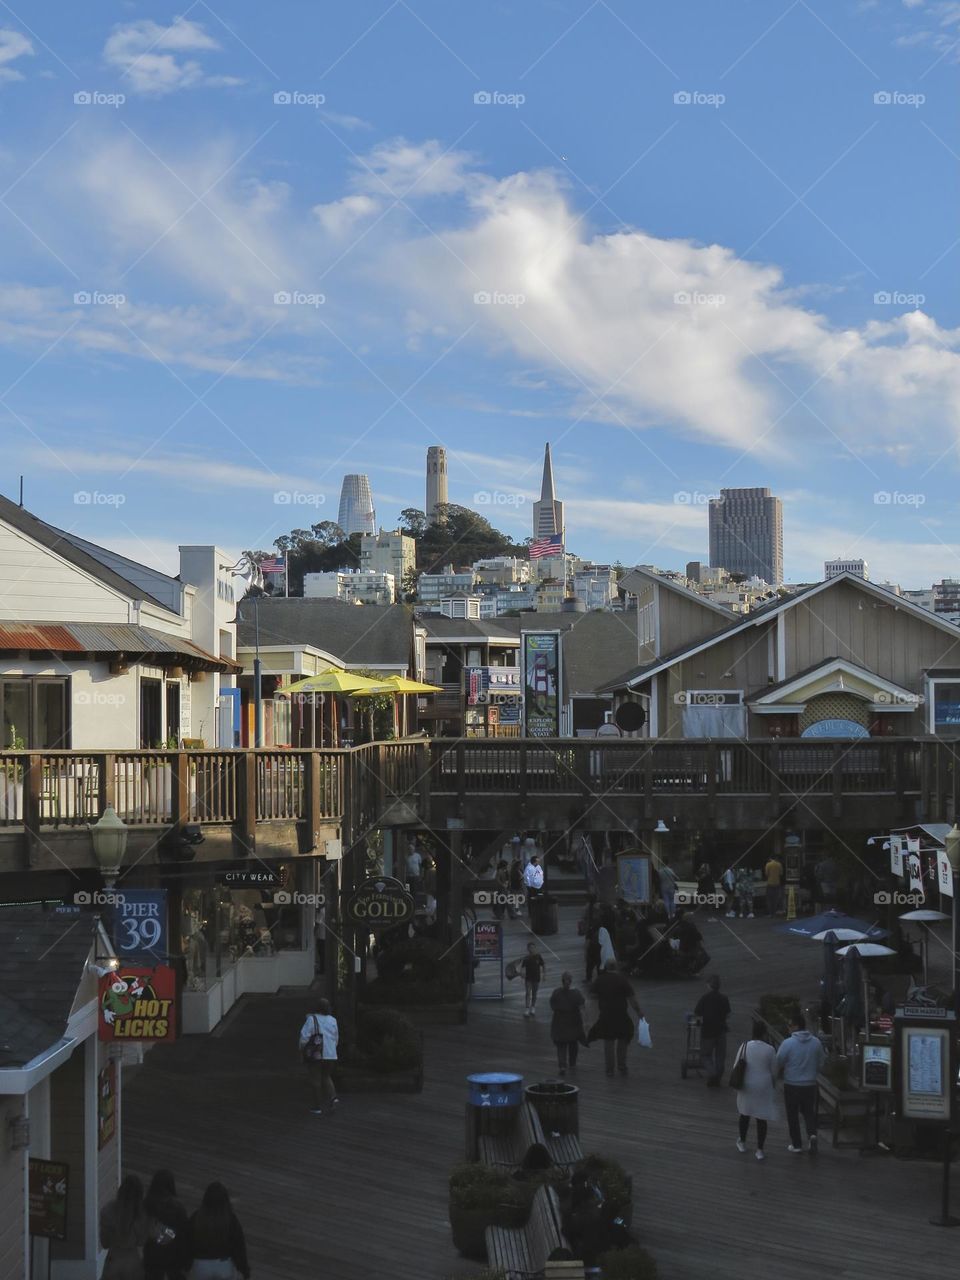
xmin=337 ymin=1062 xmax=424 ymax=1094
xmin=359 ymin=999 xmax=467 ymax=1026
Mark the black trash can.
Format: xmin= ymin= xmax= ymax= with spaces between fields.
xmin=525 ymin=1080 xmax=580 ymax=1136
xmin=531 ymin=894 xmax=559 ymax=936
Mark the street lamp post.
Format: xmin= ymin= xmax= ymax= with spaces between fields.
xmin=90 ymin=805 xmax=129 ymax=950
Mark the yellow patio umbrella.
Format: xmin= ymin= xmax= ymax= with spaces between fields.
xmin=280 ymin=669 xmax=384 ymax=746
xmin=351 ymin=675 xmax=444 ymax=736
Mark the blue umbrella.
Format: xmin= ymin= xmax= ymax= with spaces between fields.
xmin=780 ymin=909 xmax=888 ymax=940
xmin=822 ymin=931 xmax=841 ymax=1010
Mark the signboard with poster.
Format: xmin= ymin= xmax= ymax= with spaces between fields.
xmin=617 ymin=852 xmax=652 ymax=905
xmin=29 ymin=1159 xmax=68 ymax=1240
xmin=470 ymin=920 xmax=504 ymax=1001
xmin=97 ymin=1060 xmax=117 ymax=1149
xmin=890 ymin=837 xmax=904 ymax=877
xmin=936 ymin=847 xmax=954 ymax=897
xmin=98 ymin=965 xmax=176 ymax=1043
xmin=894 ymin=1008 xmax=956 ymax=1124
xmin=521 ymin=631 xmax=561 ymax=738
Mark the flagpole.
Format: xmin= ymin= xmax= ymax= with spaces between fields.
xmin=285 ymin=554 xmax=289 ymax=598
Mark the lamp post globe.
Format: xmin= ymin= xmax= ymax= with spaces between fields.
xmin=90 ymin=805 xmax=128 ymax=887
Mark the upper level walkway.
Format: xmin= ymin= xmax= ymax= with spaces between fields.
xmin=1 ymin=736 xmax=955 ymax=870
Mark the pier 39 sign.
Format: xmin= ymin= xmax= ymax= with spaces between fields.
xmin=342 ymin=877 xmax=414 ymax=928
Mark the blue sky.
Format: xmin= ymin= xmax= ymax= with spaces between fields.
xmin=1 ymin=1 xmax=959 ymax=585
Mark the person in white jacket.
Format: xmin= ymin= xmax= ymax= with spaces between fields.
xmin=523 ymin=856 xmax=544 ymax=917
xmin=299 ymin=998 xmax=339 ymax=1116
xmin=733 ymin=1019 xmax=779 ymax=1160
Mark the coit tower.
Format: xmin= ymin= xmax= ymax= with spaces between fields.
xmin=426 ymin=446 xmax=448 ymax=523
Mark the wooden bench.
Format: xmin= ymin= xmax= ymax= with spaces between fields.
xmin=478 ymin=1100 xmax=543 ymax=1168
xmin=817 ymin=1077 xmax=874 ymax=1148
xmin=485 ymin=1183 xmax=569 ymax=1280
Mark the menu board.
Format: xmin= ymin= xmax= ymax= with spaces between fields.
xmin=909 ymin=1033 xmax=942 ymax=1096
xmin=862 ymin=1043 xmax=892 ymax=1090
xmin=901 ymin=1025 xmax=951 ymax=1121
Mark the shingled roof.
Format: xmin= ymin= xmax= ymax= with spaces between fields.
xmin=236 ymin=597 xmax=416 ymax=669
xmin=0 ymin=908 xmax=97 ymax=1068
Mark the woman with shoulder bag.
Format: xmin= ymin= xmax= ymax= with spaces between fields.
xmin=188 ymin=1183 xmax=250 ymax=1280
xmin=732 ymin=1019 xmax=779 ymax=1161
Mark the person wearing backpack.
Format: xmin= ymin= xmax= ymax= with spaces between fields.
xmin=298 ymin=997 xmax=339 ymax=1115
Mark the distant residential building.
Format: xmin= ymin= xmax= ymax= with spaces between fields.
xmin=686 ymin=561 xmax=728 ymax=587
xmin=484 ymin=584 xmax=538 ymax=616
xmin=337 ymin=474 xmax=376 ymax=535
xmin=902 ymin=588 xmax=936 ymax=612
xmin=535 ymin=578 xmax=567 ymax=612
xmin=934 ymin=579 xmax=960 ymax=616
xmin=426 ymin=446 xmax=448 ymax=522
xmin=825 ymin=558 xmax=868 ymax=580
xmin=532 ymin=442 xmax=564 ymax=541
xmin=474 ymin=556 xmax=530 ymax=586
xmin=303 ymin=570 xmax=395 ymax=605
xmin=709 ymin=487 xmax=783 ymax=585
xmin=418 ymin=567 xmax=477 ymax=602
xmin=360 ymin=529 xmax=416 ymax=600
xmin=572 ymin=564 xmax=618 ymax=610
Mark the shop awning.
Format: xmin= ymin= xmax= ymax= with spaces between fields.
xmin=0 ymin=622 xmax=240 ymax=674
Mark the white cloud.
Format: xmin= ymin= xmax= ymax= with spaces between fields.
xmin=103 ymin=18 xmax=241 ymax=95
xmin=0 ymin=29 xmax=33 ymax=82
xmin=312 ymin=194 xmax=378 ymax=236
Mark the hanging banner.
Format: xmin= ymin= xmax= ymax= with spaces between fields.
xmin=521 ymin=631 xmax=561 ymax=738
xmin=907 ymin=854 xmax=924 ymax=894
xmin=98 ymin=965 xmax=176 ymax=1043
xmin=29 ymin=1159 xmax=69 ymax=1240
xmin=97 ymin=1061 xmax=117 ymax=1149
xmin=114 ymin=889 xmax=167 ymax=965
xmin=937 ymin=848 xmax=954 ymax=897
xmin=890 ymin=837 xmax=904 ymax=877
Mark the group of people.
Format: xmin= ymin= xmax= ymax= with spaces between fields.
xmin=100 ymin=1173 xmax=250 ymax=1280
xmin=581 ymin=897 xmax=709 ymax=980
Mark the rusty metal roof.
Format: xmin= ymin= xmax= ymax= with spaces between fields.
xmin=0 ymin=622 xmax=239 ymax=672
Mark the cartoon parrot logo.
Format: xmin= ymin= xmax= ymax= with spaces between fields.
xmin=101 ymin=977 xmax=135 ymax=1025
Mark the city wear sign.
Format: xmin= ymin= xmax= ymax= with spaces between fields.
xmin=98 ymin=965 xmax=176 ymax=1043
xmin=521 ymin=631 xmax=561 ymax=738
xmin=342 ymin=877 xmax=414 ymax=928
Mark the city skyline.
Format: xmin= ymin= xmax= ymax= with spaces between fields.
xmin=0 ymin=4 xmax=957 ymax=589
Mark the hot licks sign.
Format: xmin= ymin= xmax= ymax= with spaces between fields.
xmin=98 ymin=966 xmax=176 ymax=1042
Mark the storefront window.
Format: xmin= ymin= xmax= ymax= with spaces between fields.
xmin=1 ymin=678 xmax=69 ymax=749
xmin=932 ymin=681 xmax=960 ymax=734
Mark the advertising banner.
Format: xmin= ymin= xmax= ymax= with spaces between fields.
xmin=114 ymin=889 xmax=167 ymax=964
xmin=29 ymin=1160 xmax=69 ymax=1240
xmin=937 ymin=848 xmax=954 ymax=897
xmin=98 ymin=965 xmax=176 ymax=1043
xmin=890 ymin=837 xmax=904 ymax=877
xmin=97 ymin=1061 xmax=117 ymax=1149
xmin=521 ymin=631 xmax=561 ymax=737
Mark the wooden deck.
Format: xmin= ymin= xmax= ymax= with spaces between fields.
xmin=123 ymin=909 xmax=959 ymax=1279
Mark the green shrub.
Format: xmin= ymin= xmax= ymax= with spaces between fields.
xmin=598 ymin=1245 xmax=659 ymax=1280
xmin=342 ymin=1008 xmax=422 ymax=1074
xmin=449 ymin=1164 xmax=526 ymax=1215
xmin=366 ymin=936 xmax=465 ymax=1004
xmin=576 ymin=1155 xmax=632 ymax=1215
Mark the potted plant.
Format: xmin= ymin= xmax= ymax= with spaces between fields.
xmin=597 ymin=1245 xmax=659 ymax=1279
xmin=448 ymin=1164 xmax=527 ymax=1259
xmin=1 ymin=726 xmax=24 ymax=821
xmin=338 ymin=1008 xmax=424 ymax=1093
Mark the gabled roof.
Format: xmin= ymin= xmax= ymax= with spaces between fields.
xmin=598 ymin=574 xmax=960 ymax=694
xmin=618 ymin=565 xmax=739 ymax=618
xmin=746 ymin=657 xmax=918 ymax=709
xmin=0 ymin=494 xmax=175 ymax=611
xmin=419 ymin=614 xmax=521 ymax=643
xmin=0 ymin=908 xmax=96 ymax=1068
xmin=237 ymin=597 xmax=414 ymax=668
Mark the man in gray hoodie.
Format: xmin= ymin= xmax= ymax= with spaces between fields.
xmin=776 ymin=1014 xmax=825 ymax=1152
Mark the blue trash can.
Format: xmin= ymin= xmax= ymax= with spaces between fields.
xmin=466 ymin=1072 xmax=524 ymax=1144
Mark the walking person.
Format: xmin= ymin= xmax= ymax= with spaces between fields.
xmin=143 ymin=1170 xmax=190 ymax=1280
xmin=496 ymin=858 xmax=517 ymax=920
xmin=523 ymin=855 xmax=544 ymax=917
xmin=777 ymin=1013 xmax=825 ymax=1153
xmin=101 ymin=1175 xmax=149 ymax=1280
xmin=188 ymin=1183 xmax=251 ymax=1280
xmin=764 ymin=853 xmax=785 ymax=916
xmin=695 ymin=974 xmax=731 ymax=1086
xmin=733 ymin=1020 xmax=779 ymax=1161
xmin=298 ymin=997 xmax=339 ymax=1115
xmin=588 ymin=960 xmax=644 ymax=1077
xmin=722 ymin=865 xmax=737 ymax=917
xmin=550 ymin=971 xmax=587 ymax=1075
xmin=597 ymin=910 xmax=616 ymax=970
xmin=584 ymin=922 xmax=602 ymax=983
xmin=735 ymin=867 xmax=755 ymax=919
xmin=520 ymin=940 xmax=546 ymax=1016
xmin=658 ymin=860 xmax=678 ymax=919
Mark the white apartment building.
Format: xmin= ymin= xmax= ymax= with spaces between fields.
xmin=473 ymin=557 xmax=530 ymax=586
xmin=825 ymin=557 xmax=868 ymax=580
xmin=303 ymin=570 xmax=395 ymax=606
xmin=360 ymin=529 xmax=416 ymax=600
xmin=418 ymin=568 xmax=477 ymax=602
xmin=573 ymin=565 xmax=618 ymax=610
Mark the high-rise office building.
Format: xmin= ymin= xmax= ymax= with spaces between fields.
xmin=426 ymin=446 xmax=448 ymax=522
xmin=708 ymin=487 xmax=783 ymax=585
xmin=337 ymin=475 xmax=376 ymax=536
xmin=825 ymin=558 xmax=868 ymax=581
xmin=532 ymin=443 xmax=564 ymax=540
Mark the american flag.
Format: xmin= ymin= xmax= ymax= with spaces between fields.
xmin=529 ymin=534 xmax=563 ymax=560
xmin=259 ymin=555 xmax=286 ymax=574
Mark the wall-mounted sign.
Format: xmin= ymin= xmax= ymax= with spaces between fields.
xmin=472 ymin=920 xmax=502 ymax=962
xmin=800 ymin=719 xmax=870 ymax=739
xmin=97 ymin=1061 xmax=117 ymax=1149
xmin=98 ymin=966 xmax=176 ymax=1043
xmin=217 ymin=869 xmax=282 ymax=888
xmin=29 ymin=1159 xmax=69 ymax=1240
xmin=521 ymin=631 xmax=561 ymax=738
xmin=342 ymin=877 xmax=414 ymax=928
xmin=115 ymin=889 xmax=167 ymax=964
xmin=895 ymin=1008 xmax=956 ymax=1124
xmin=617 ymin=852 xmax=652 ymax=904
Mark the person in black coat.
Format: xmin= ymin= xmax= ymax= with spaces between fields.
xmin=588 ymin=962 xmax=644 ymax=1077
xmin=188 ymin=1183 xmax=250 ymax=1280
xmin=143 ymin=1171 xmax=190 ymax=1280
xmin=549 ymin=972 xmax=587 ymax=1075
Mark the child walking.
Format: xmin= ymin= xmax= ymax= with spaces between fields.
xmin=520 ymin=941 xmax=546 ymax=1017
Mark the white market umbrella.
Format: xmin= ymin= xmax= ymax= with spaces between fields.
xmin=835 ymin=943 xmax=896 ymax=958
xmin=812 ymin=929 xmax=871 ymax=943
xmin=899 ymin=909 xmax=950 ymax=985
